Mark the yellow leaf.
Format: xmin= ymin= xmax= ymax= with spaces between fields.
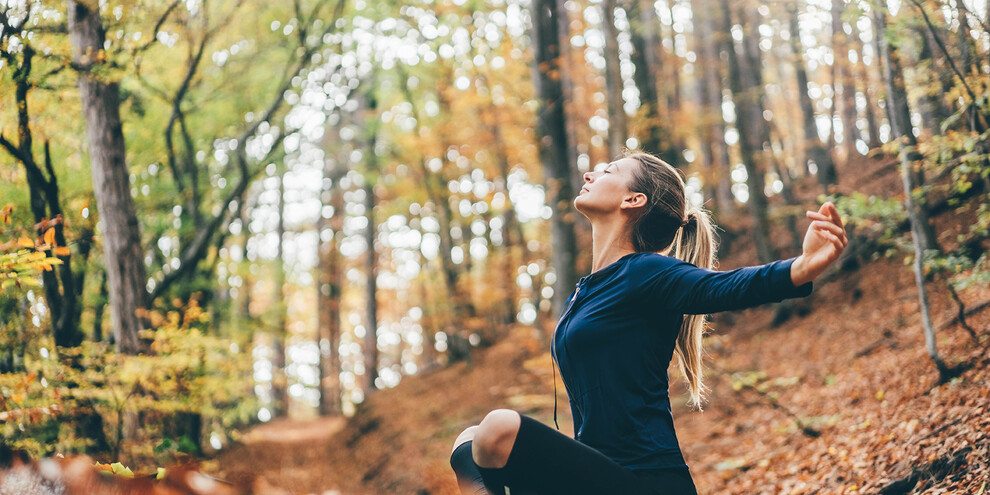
xmin=17 ymin=237 xmax=34 ymax=248
xmin=54 ymin=246 xmax=70 ymax=257
xmin=44 ymin=228 xmax=56 ymax=246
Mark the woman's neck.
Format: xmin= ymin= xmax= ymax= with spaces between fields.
xmin=590 ymin=219 xmax=636 ymax=273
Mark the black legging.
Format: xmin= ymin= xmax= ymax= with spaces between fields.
xmin=450 ymin=414 xmax=697 ymax=495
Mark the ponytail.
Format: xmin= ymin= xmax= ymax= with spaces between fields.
xmin=625 ymin=151 xmax=719 ymax=409
xmin=671 ymin=208 xmax=717 ymax=409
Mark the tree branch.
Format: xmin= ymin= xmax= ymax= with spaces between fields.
xmin=133 ymin=0 xmax=182 ymax=56
xmin=907 ymin=0 xmax=987 ymax=126
xmin=150 ymin=0 xmax=347 ymax=301
xmin=0 ymin=134 xmax=30 ymax=165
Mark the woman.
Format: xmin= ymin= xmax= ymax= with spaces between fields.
xmin=449 ymin=151 xmax=847 ymax=494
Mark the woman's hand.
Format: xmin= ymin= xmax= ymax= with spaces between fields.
xmin=791 ymin=202 xmax=848 ymax=286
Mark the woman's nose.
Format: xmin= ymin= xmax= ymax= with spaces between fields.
xmin=583 ymin=171 xmax=593 ymax=183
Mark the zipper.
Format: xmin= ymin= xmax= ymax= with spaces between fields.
xmin=551 ymin=282 xmax=582 ymax=430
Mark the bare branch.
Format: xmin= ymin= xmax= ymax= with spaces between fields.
xmin=0 ymin=134 xmax=29 ymax=165
xmin=907 ymin=0 xmax=987 ymax=125
xmin=239 ymin=0 xmax=347 ymax=143
xmin=133 ymin=0 xmax=183 ymax=55
xmin=150 ymin=0 xmax=347 ymax=300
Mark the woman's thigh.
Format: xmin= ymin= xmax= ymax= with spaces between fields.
xmin=497 ymin=414 xmax=694 ymax=495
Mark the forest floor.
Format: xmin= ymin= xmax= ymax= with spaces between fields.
xmin=211 ymin=153 xmax=990 ymax=494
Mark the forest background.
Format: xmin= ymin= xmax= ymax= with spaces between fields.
xmin=1 ymin=0 xmax=989 ymax=493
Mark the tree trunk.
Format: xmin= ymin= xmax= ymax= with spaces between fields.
xmin=903 ymin=163 xmax=950 ymax=380
xmin=788 ymin=1 xmax=836 ymax=189
xmin=832 ymin=0 xmax=859 ymax=161
xmin=690 ymin=0 xmax=730 ymax=213
xmin=361 ymin=89 xmax=380 ymax=395
xmin=68 ymin=0 xmax=149 ymax=355
xmin=603 ymin=0 xmax=627 ymax=158
xmin=873 ymin=6 xmax=940 ymax=253
xmin=877 ymin=6 xmax=950 ymax=380
xmin=722 ymin=0 xmax=775 ymax=263
xmin=436 ymin=85 xmax=477 ymax=322
xmin=317 ymin=153 xmax=345 ymax=416
xmin=630 ymin=0 xmax=679 ymax=164
xmin=553 ymin=0 xmax=580 ymax=186
xmin=3 ymin=45 xmax=84 ymax=347
xmin=530 ymin=0 xmax=580 ymax=320
xmin=487 ymin=108 xmax=523 ymax=327
xmin=707 ymin=0 xmax=736 ymax=212
xmin=842 ymin=10 xmax=861 ymax=157
xmin=271 ymin=165 xmax=289 ymax=417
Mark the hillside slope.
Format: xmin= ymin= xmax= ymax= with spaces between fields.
xmin=215 ymin=155 xmax=990 ymax=494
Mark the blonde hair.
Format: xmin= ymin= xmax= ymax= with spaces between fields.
xmin=625 ymin=151 xmax=717 ymax=409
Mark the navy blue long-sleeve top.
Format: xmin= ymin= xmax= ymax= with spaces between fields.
xmin=551 ymin=252 xmax=813 ymax=473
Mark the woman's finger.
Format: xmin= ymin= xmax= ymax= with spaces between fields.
xmin=827 ymin=202 xmax=844 ymax=230
xmin=829 ymin=233 xmax=844 ymax=253
xmin=807 ymin=211 xmax=844 ymax=231
xmin=806 ymin=211 xmax=830 ymax=222
xmin=812 ymin=220 xmax=845 ymax=237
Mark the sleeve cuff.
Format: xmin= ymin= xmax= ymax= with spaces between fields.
xmin=774 ymin=257 xmax=813 ymax=298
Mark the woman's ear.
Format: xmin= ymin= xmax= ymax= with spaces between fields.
xmin=620 ymin=192 xmax=648 ymax=211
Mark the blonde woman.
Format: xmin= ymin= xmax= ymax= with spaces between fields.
xmin=449 ymin=151 xmax=847 ymax=494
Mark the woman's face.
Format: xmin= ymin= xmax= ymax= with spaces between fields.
xmin=573 ymin=157 xmax=646 ymax=217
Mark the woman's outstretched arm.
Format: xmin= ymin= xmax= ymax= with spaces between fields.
xmin=640 ymin=201 xmax=847 ymax=315
xmin=790 ymin=202 xmax=848 ymax=286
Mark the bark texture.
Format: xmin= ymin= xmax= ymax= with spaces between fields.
xmin=68 ymin=0 xmax=149 ymax=355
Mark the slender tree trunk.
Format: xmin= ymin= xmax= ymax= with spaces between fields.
xmin=788 ymin=1 xmax=836 ymax=189
xmin=398 ymin=72 xmax=473 ymax=357
xmin=874 ymin=7 xmax=940 ymax=252
xmin=553 ymin=0 xmax=580 ymax=183
xmin=630 ymin=0 xmax=679 ymax=164
xmin=691 ymin=0 xmax=723 ymax=211
xmin=832 ymin=0 xmax=859 ymax=161
xmin=914 ymin=27 xmax=943 ymax=136
xmin=317 ymin=154 xmax=344 ymax=416
xmin=704 ymin=0 xmax=735 ymax=212
xmin=603 ymin=0 xmax=628 ymax=158
xmin=416 ymin=262 xmax=439 ymax=372
xmin=271 ymin=165 xmax=289 ymax=418
xmin=487 ymin=109 xmax=522 ymax=326
xmin=660 ymin=0 xmax=682 ymax=121
xmin=362 ymin=179 xmax=379 ymax=393
xmin=842 ymin=10 xmax=860 ymax=157
xmin=92 ymin=271 xmax=108 ymax=343
xmin=876 ymin=6 xmax=949 ymax=380
xmin=68 ymin=0 xmax=149 ymax=355
xmin=361 ymin=88 xmax=380 ymax=394
xmin=860 ymin=62 xmax=882 ymax=147
xmin=722 ymin=0 xmax=774 ymax=262
xmin=436 ymin=85 xmax=477 ymax=321
xmin=4 ymin=45 xmax=84 ymax=347
xmin=531 ymin=0 xmax=580 ymax=320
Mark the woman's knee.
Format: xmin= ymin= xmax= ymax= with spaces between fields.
xmin=472 ymin=409 xmax=521 ymax=469
xmin=451 ymin=425 xmax=479 ymax=455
